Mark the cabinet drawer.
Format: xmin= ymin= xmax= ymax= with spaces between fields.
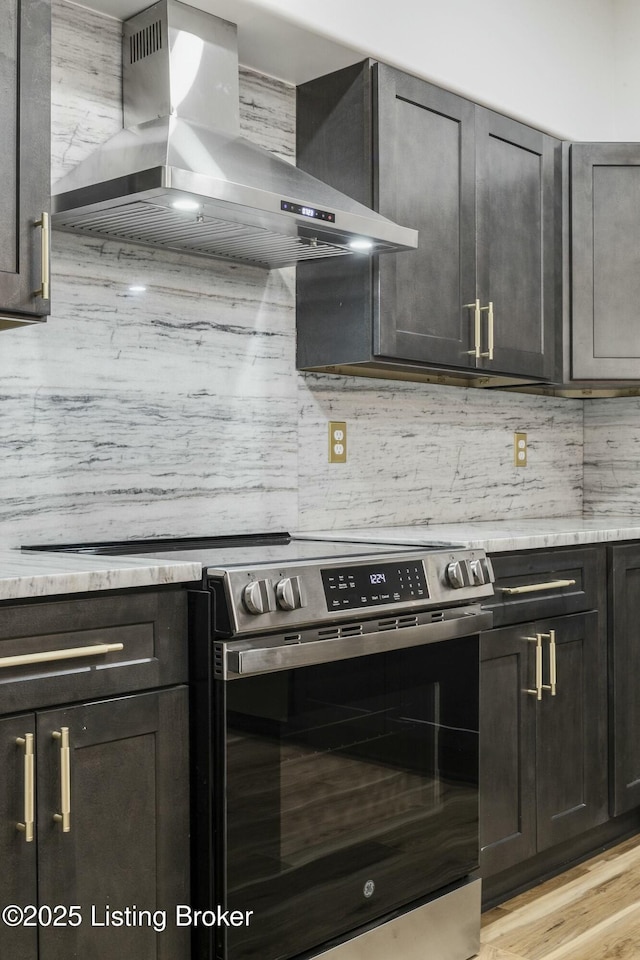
xmin=486 ymin=546 xmax=605 ymax=627
xmin=0 ymin=588 xmax=187 ymax=713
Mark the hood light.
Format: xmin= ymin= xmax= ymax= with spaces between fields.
xmin=128 ymin=285 xmax=147 ymax=293
xmin=172 ymin=198 xmax=201 ymax=212
xmin=348 ymin=238 xmax=374 ymax=252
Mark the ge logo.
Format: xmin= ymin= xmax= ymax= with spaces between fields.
xmin=363 ymin=880 xmax=375 ymax=899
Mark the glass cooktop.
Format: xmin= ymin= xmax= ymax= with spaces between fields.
xmin=23 ymin=532 xmax=454 ymax=570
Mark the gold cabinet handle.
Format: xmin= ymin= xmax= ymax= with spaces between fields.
xmin=541 ymin=629 xmax=557 ymax=696
xmin=498 ymin=579 xmax=576 ymax=596
xmin=34 ymin=211 xmax=50 ymax=301
xmin=464 ymin=299 xmax=481 ymax=360
xmin=52 ymin=728 xmax=71 ymax=833
xmin=16 ymin=734 xmax=35 ymax=842
xmin=480 ymin=301 xmax=494 ymax=359
xmin=525 ymin=634 xmax=543 ymax=700
xmin=0 ymin=642 xmax=124 ymax=670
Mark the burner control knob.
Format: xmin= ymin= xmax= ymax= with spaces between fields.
xmin=242 ymin=580 xmax=275 ymax=615
xmin=469 ymin=559 xmax=486 ymax=585
xmin=275 ymin=576 xmax=305 ymax=611
xmin=446 ymin=560 xmax=467 ymax=589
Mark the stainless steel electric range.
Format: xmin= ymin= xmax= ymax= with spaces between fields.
xmin=35 ymin=532 xmax=494 ymax=960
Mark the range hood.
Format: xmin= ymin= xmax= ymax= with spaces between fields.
xmin=52 ymin=0 xmax=418 ymax=269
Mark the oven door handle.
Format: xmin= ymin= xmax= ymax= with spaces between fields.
xmin=219 ymin=607 xmax=493 ymax=679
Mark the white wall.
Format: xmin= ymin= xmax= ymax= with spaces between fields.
xmin=236 ymin=0 xmax=617 ymax=139
xmin=86 ymin=0 xmax=640 ymax=140
xmin=612 ymin=0 xmax=640 ymax=139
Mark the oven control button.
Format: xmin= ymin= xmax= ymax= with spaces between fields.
xmin=446 ymin=560 xmax=468 ymax=589
xmin=469 ymin=559 xmax=485 ymax=585
xmin=242 ymin=580 xmax=275 ymax=615
xmin=275 ymin=576 xmax=305 ymax=611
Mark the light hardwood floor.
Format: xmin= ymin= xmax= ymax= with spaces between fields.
xmin=479 ymin=835 xmax=640 ymax=960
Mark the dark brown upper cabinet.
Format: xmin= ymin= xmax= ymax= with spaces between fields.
xmin=570 ymin=143 xmax=640 ymax=384
xmin=296 ymin=61 xmax=560 ymax=386
xmin=0 ymin=0 xmax=51 ymax=329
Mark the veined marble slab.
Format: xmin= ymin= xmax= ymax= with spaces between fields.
xmin=0 ymin=551 xmax=201 ymax=601
xmin=0 ymin=0 xmax=299 ymax=548
xmin=0 ymin=0 xmax=589 ymax=550
xmin=583 ymin=398 xmax=640 ymax=516
xmin=297 ymin=374 xmax=584 ymax=530
xmin=296 ymin=516 xmax=640 ymax=553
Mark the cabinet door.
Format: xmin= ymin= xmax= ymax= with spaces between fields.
xmin=479 ymin=625 xmax=536 ymax=877
xmin=0 ymin=0 xmax=50 ymax=321
xmin=475 ymin=109 xmax=558 ymax=380
xmin=609 ymin=543 xmax=640 ymax=814
xmin=36 ymin=687 xmax=190 ymax=960
xmin=0 ymin=714 xmax=38 ymax=960
xmin=571 ymin=143 xmax=640 ymax=380
xmin=536 ymin=612 xmax=607 ymax=849
xmin=374 ymin=64 xmax=478 ymax=367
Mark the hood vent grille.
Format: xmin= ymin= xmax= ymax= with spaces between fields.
xmin=130 ymin=21 xmax=163 ymax=63
xmin=54 ymin=201 xmax=354 ymax=267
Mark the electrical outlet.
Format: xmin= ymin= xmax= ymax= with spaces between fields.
xmin=329 ymin=421 xmax=347 ymax=463
xmin=514 ymin=432 xmax=527 ymax=467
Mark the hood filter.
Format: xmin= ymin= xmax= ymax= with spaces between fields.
xmin=54 ymin=200 xmax=353 ymax=267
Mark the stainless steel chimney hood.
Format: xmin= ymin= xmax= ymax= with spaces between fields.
xmin=51 ymin=0 xmax=418 ymax=269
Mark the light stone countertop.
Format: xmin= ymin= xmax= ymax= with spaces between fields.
xmin=5 ymin=515 xmax=640 ymax=602
xmin=297 ymin=517 xmax=640 ymax=554
xmin=0 ymin=550 xmax=201 ymax=601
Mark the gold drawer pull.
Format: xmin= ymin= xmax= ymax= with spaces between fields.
xmin=34 ymin=211 xmax=50 ymax=301
xmin=542 ymin=629 xmax=557 ymax=696
xmin=480 ymin=301 xmax=494 ymax=359
xmin=498 ymin=579 xmax=576 ymax=596
xmin=52 ymin=728 xmax=71 ymax=833
xmin=16 ymin=734 xmax=35 ymax=842
xmin=464 ymin=299 xmax=481 ymax=360
xmin=525 ymin=634 xmax=543 ymax=700
xmin=0 ymin=642 xmax=124 ymax=669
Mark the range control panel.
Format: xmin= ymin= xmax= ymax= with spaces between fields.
xmin=322 ymin=560 xmax=428 ymax=611
xmin=210 ymin=547 xmax=495 ymax=636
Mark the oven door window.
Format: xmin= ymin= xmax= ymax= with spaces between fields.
xmin=219 ymin=634 xmax=478 ymax=960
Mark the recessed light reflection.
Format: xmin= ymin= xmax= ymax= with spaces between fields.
xmin=348 ymin=238 xmax=374 ymax=252
xmin=128 ymin=285 xmax=147 ymax=293
xmin=172 ymin=199 xmax=200 ymax=212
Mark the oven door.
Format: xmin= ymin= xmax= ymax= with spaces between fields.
xmin=211 ymin=615 xmax=486 ymax=960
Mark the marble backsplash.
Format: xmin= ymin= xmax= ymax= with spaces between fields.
xmin=297 ymin=377 xmax=583 ymax=530
xmin=0 ymin=0 xmax=584 ymax=548
xmin=583 ymin=399 xmax=640 ymax=516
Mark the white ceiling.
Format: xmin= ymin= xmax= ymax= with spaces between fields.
xmin=73 ymin=0 xmax=366 ymax=84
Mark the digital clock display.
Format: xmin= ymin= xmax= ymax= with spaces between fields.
xmin=321 ymin=561 xmax=428 ymax=611
xmin=280 ymin=200 xmax=336 ymax=222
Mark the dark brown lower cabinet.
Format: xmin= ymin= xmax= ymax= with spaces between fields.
xmin=609 ymin=543 xmax=640 ymax=815
xmin=479 ymin=626 xmax=536 ymax=876
xmin=1 ymin=687 xmax=189 ymax=960
xmin=1 ymin=713 xmax=38 ymax=960
xmin=480 ymin=611 xmax=608 ymax=878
